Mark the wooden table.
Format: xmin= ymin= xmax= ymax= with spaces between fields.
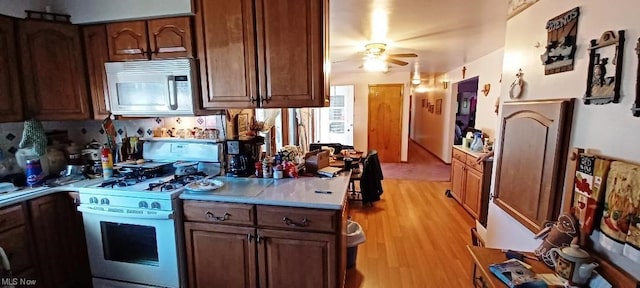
xmin=467 ymin=246 xmax=558 ymax=288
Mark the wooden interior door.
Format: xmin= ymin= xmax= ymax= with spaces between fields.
xmin=106 ymin=20 xmax=148 ymax=61
xmin=368 ymin=84 xmax=403 ymax=162
xmin=493 ymin=99 xmax=574 ymax=233
xmin=148 ymin=17 xmax=192 ymax=59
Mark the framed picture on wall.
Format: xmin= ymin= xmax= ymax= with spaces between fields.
xmin=436 ymin=99 xmax=442 ymax=115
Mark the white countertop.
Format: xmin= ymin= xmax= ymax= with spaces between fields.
xmin=0 ymin=178 xmax=105 ymax=208
xmin=1 ymin=172 xmax=351 ymax=210
xmin=453 ymin=145 xmax=493 ymax=160
xmin=179 ymin=172 xmax=351 ymax=210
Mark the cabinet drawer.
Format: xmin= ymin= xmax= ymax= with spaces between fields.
xmin=0 ymin=204 xmax=25 ymax=233
xmin=257 ymin=205 xmax=338 ymax=233
xmin=0 ymin=226 xmax=32 ymax=273
xmin=452 ymin=148 xmax=467 ymax=162
xmin=183 ymin=201 xmax=255 ymax=226
xmin=466 ymin=156 xmax=484 ymax=172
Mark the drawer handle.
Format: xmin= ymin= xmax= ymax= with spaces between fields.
xmin=282 ymin=217 xmax=310 ymax=227
xmin=205 ymin=211 xmax=230 ymax=221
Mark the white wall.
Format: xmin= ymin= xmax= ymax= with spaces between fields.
xmin=443 ymin=48 xmax=504 ymax=163
xmin=330 ymin=71 xmax=411 ymax=162
xmin=0 ymin=0 xmax=48 ymax=18
xmin=482 ymin=0 xmax=640 ymax=279
xmin=52 ymin=0 xmax=192 ymax=23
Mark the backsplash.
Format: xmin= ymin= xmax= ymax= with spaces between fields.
xmin=0 ymin=115 xmax=227 ymax=156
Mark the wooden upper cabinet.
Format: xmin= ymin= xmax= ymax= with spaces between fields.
xmin=106 ymin=21 xmax=148 ymax=61
xmin=256 ymin=0 xmax=329 ymax=108
xmin=107 ymin=17 xmax=193 ymax=62
xmin=493 ymin=99 xmax=574 ymax=233
xmin=19 ymin=20 xmax=90 ymax=120
xmin=148 ymin=17 xmax=192 ymax=59
xmin=82 ymin=24 xmax=110 ymax=119
xmin=0 ymin=15 xmax=23 ymax=122
xmin=195 ymin=0 xmax=257 ymax=109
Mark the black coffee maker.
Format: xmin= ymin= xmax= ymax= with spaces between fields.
xmin=225 ymin=136 xmax=264 ymax=177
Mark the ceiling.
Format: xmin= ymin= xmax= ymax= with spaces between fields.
xmin=330 ymin=0 xmax=508 ymax=74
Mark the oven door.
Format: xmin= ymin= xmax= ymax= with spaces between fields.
xmin=78 ymin=205 xmax=180 ymax=288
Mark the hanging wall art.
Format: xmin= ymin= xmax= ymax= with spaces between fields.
xmin=584 ymin=30 xmax=625 ymax=105
xmin=541 ymin=7 xmax=580 ymax=75
xmin=633 ymin=38 xmax=640 ymax=117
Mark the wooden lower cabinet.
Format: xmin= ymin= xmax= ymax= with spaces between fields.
xmin=185 ymin=222 xmax=257 ymax=288
xmin=183 ymin=200 xmax=346 ymax=288
xmin=28 ymin=193 xmax=91 ymax=288
xmin=258 ymin=229 xmax=336 ymax=288
xmin=450 ymin=147 xmax=493 ymax=226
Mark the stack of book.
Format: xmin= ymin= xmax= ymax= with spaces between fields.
xmin=488 ymin=260 xmax=548 ymax=288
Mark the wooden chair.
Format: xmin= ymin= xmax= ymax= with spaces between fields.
xmin=470 ymin=227 xmax=487 ymax=288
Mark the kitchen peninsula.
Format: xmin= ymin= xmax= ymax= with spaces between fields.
xmin=181 ymin=173 xmax=350 ymax=288
xmin=0 ymin=172 xmax=351 ymax=288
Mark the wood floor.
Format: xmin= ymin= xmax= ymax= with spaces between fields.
xmin=345 ymin=180 xmax=475 ymax=288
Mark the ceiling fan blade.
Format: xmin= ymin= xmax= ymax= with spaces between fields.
xmin=386 ymin=58 xmax=408 ymax=66
xmin=388 ymin=53 xmax=418 ymax=58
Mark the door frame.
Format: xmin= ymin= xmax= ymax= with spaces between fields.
xmin=367 ymin=83 xmax=404 ymax=162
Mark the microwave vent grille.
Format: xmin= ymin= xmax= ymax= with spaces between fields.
xmin=106 ymin=59 xmax=194 ymax=74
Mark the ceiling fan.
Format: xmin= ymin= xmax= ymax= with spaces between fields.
xmin=363 ymin=43 xmax=418 ymax=66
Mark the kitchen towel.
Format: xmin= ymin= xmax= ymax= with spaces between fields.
xmin=18 ymin=119 xmax=46 ymax=156
xmin=598 ymin=161 xmax=640 ymax=261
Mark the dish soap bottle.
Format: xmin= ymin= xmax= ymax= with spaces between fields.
xmin=470 ymin=132 xmax=484 ymax=152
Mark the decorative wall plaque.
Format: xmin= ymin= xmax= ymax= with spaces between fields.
xmin=541 ymin=7 xmax=580 ymax=75
xmin=584 ymin=30 xmax=625 ymax=105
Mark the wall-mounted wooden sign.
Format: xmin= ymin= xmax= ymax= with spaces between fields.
xmin=541 ymin=7 xmax=580 ymax=75
xmin=584 ymin=30 xmax=625 ymax=105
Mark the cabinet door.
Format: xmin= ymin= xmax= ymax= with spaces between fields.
xmin=0 ymin=16 xmax=23 ymax=122
xmin=106 ymin=20 xmax=148 ymax=61
xmin=184 ymin=222 xmax=257 ymax=288
xmin=494 ymin=99 xmax=574 ymax=233
xmin=256 ymin=0 xmax=329 ymax=108
xmin=29 ymin=194 xmax=91 ymax=288
xmin=194 ymin=0 xmax=257 ymax=108
xmin=463 ymin=168 xmax=482 ymax=219
xmin=82 ymin=24 xmax=110 ymax=119
xmin=148 ymin=17 xmax=192 ymax=59
xmin=258 ymin=229 xmax=336 ymax=288
xmin=451 ymin=159 xmax=466 ymax=204
xmin=19 ymin=20 xmax=90 ymax=120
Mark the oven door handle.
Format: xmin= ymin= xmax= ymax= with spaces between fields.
xmin=77 ymin=205 xmax=174 ymax=220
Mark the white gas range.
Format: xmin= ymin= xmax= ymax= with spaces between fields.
xmin=77 ymin=139 xmax=223 ymax=288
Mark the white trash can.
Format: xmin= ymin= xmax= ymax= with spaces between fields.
xmin=346 ymin=220 xmax=366 ymax=268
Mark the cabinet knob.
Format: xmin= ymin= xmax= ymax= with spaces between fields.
xmin=282 ymin=217 xmax=310 ymax=227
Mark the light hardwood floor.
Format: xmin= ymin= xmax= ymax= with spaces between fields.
xmin=345 ymin=180 xmax=475 ymax=288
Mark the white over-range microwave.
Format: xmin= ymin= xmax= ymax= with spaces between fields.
xmin=105 ymin=59 xmax=198 ymax=116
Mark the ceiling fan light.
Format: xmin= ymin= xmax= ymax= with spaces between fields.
xmin=411 ymin=78 xmax=421 ymax=85
xmin=414 ymin=85 xmax=429 ymax=93
xmin=363 ymin=58 xmax=388 ymax=72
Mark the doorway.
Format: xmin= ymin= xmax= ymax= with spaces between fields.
xmin=314 ymin=85 xmax=354 ymax=145
xmin=368 ymin=84 xmax=403 ymax=163
xmin=454 ymin=77 xmax=479 ymax=145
